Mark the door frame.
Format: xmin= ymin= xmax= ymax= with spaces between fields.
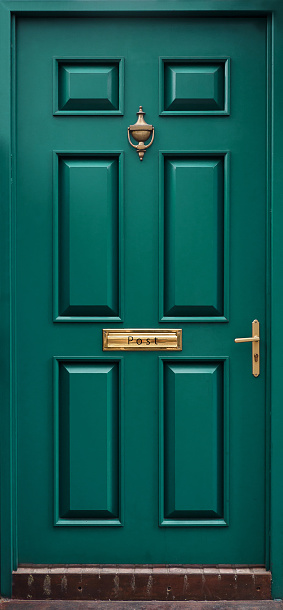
xmin=0 ymin=0 xmax=282 ymax=599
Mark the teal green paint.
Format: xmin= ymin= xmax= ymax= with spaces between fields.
xmin=264 ymin=14 xmax=272 ymax=575
xmin=160 ymin=358 xmax=229 ymax=526
xmin=53 ymin=57 xmax=124 ymax=115
xmin=59 ymin=158 xmax=119 ymax=316
xmin=270 ymin=8 xmax=283 ymax=600
xmin=1 ymin=0 xmax=282 ymax=598
xmin=164 ymin=64 xmax=224 ymax=112
xmin=163 ymin=157 xmax=224 ymax=317
xmin=14 ymin=14 xmax=266 ymax=566
xmin=160 ymin=57 xmax=230 ymax=115
xmin=60 ymin=66 xmax=118 ymax=112
xmin=166 ymin=363 xmax=223 ymax=518
xmin=55 ymin=360 xmax=121 ymax=525
xmin=0 ymin=3 xmax=16 ymax=598
xmin=53 ymin=151 xmax=124 ymax=322
xmin=53 ymin=356 xmax=124 ymax=528
xmin=0 ymin=0 xmax=279 ymax=13
xmin=159 ymin=151 xmax=230 ymax=322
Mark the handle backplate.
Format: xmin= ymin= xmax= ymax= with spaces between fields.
xmin=235 ymin=319 xmax=260 ymax=377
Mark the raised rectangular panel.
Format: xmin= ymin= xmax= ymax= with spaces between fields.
xmin=54 ymin=153 xmax=123 ymax=322
xmin=160 ymin=359 xmax=228 ymax=526
xmin=159 ymin=58 xmax=230 ymax=115
xmin=54 ymin=359 xmax=122 ymax=526
xmin=53 ymin=58 xmax=124 ymax=115
xmin=160 ymin=153 xmax=229 ymax=322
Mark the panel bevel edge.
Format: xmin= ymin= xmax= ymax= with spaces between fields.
xmin=53 ymin=356 xmax=124 ymax=526
xmin=158 ymin=151 xmax=230 ymax=323
xmin=158 ymin=356 xmax=229 ymax=527
xmin=158 ymin=56 xmax=230 ymax=116
xmin=52 ymin=150 xmax=124 ymax=323
xmin=52 ymin=57 xmax=124 ymax=116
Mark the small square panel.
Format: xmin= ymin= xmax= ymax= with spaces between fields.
xmin=53 ymin=57 xmax=124 ymax=115
xmin=159 ymin=57 xmax=230 ymax=115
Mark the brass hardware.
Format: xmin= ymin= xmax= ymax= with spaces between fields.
xmin=103 ymin=329 xmax=182 ymax=351
xmin=128 ymin=106 xmax=155 ymax=161
xmin=235 ymin=319 xmax=260 ymax=377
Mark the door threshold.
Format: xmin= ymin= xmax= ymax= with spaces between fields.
xmin=12 ymin=566 xmax=272 ymax=601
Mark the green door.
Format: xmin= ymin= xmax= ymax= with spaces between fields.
xmin=16 ymin=15 xmax=267 ymax=564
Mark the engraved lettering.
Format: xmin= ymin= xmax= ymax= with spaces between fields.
xmin=137 ymin=338 xmax=142 ymax=345
xmin=128 ymin=336 xmax=134 ymax=344
xmin=146 ymin=338 xmax=150 ymax=345
xmin=155 ymin=337 xmax=158 ymax=345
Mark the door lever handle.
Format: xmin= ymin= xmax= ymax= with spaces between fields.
xmin=235 ymin=336 xmax=260 ymax=343
xmin=235 ymin=319 xmax=260 ymax=377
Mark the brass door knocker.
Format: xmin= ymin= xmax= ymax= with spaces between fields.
xmin=128 ymin=106 xmax=154 ymax=161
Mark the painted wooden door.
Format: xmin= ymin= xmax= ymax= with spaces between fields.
xmin=16 ymin=15 xmax=267 ymax=564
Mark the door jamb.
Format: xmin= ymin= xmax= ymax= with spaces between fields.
xmin=0 ymin=0 xmax=282 ymax=599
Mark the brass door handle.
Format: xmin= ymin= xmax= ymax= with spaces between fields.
xmin=235 ymin=336 xmax=260 ymax=343
xmin=235 ymin=319 xmax=260 ymax=377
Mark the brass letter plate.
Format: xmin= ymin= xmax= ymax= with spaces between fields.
xmin=103 ymin=329 xmax=182 ymax=351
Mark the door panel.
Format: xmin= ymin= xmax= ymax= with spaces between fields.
xmin=54 ymin=153 xmax=122 ymax=321
xmin=16 ymin=16 xmax=267 ymax=564
xmin=161 ymin=153 xmax=227 ymax=320
xmin=55 ymin=359 xmax=121 ymax=526
xmin=160 ymin=57 xmax=230 ymax=115
xmin=160 ymin=359 xmax=228 ymax=526
xmin=54 ymin=57 xmax=124 ymax=115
